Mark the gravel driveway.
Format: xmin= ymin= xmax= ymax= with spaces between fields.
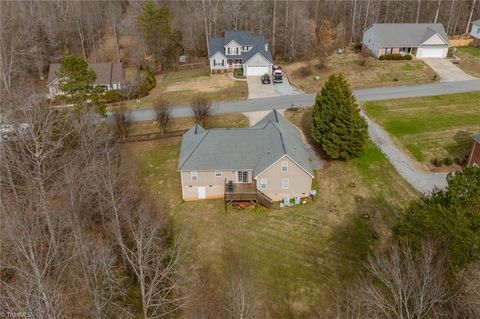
xmin=423 ymin=58 xmax=476 ymax=82
xmin=361 ymin=111 xmax=448 ymax=194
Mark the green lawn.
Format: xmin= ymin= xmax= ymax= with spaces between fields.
xmin=124 ymin=111 xmax=417 ymax=317
xmin=363 ymin=92 xmax=480 ymax=164
xmin=456 ymin=46 xmax=480 ymax=77
xmin=117 ymin=69 xmax=247 ymax=109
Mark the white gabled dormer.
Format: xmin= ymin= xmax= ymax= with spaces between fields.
xmin=225 ymin=40 xmax=241 ymax=56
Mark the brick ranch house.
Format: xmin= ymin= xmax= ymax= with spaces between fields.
xmin=208 ymin=31 xmax=273 ymax=76
xmin=362 ymin=23 xmax=450 ymax=58
xmin=177 ymin=110 xmax=314 ymax=206
xmin=467 ymin=133 xmax=480 ymax=167
xmin=47 ymin=62 xmax=125 ymax=97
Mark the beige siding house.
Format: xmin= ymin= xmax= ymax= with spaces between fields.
xmin=362 ymin=23 xmax=450 ymax=58
xmin=47 ymin=62 xmax=125 ymax=97
xmin=178 ymin=110 xmax=314 ymax=204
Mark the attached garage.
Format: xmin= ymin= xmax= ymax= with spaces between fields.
xmin=243 ymin=52 xmax=273 ymax=77
xmin=244 ymin=65 xmax=271 ymax=76
xmin=416 ymin=47 xmax=448 ymax=58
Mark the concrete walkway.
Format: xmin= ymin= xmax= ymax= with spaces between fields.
xmin=423 ymin=58 xmax=476 ymax=82
xmin=361 ymin=111 xmax=448 ymax=193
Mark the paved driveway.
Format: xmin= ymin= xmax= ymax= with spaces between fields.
xmin=423 ymin=58 xmax=476 ymax=82
xmin=246 ymin=76 xmax=279 ymax=99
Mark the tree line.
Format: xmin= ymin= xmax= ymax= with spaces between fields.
xmin=1 ymin=0 xmax=478 ymax=99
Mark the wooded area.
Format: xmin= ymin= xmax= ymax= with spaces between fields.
xmin=1 ymin=0 xmax=479 ymax=99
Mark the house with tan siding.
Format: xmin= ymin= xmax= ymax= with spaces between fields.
xmin=467 ymin=133 xmax=480 ymax=167
xmin=177 ymin=110 xmax=314 ymax=206
xmin=362 ymin=23 xmax=450 ymax=58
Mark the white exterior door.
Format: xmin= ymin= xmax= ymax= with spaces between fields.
xmin=245 ymin=65 xmax=270 ymax=76
xmin=197 ymin=186 xmax=206 ymax=199
xmin=417 ymin=48 xmax=446 ymax=58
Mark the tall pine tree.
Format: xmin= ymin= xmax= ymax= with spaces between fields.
xmin=57 ymin=56 xmax=105 ymax=116
xmin=312 ymin=73 xmax=368 ymax=159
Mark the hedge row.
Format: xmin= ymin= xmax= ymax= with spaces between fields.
xmin=379 ymin=54 xmax=413 ymax=60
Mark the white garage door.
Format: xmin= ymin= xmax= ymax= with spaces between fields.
xmin=245 ymin=65 xmax=270 ymax=76
xmin=418 ymin=48 xmax=445 ymax=58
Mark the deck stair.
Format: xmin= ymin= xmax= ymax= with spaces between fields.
xmin=224 ymin=182 xmax=273 ymax=211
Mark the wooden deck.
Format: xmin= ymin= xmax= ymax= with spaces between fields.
xmin=224 ymin=182 xmax=273 ymax=211
xmin=224 ymin=183 xmax=257 ymax=201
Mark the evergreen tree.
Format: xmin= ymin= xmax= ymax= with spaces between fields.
xmin=57 ymin=56 xmax=105 ymax=115
xmin=138 ymin=1 xmax=182 ymax=68
xmin=394 ymin=167 xmax=480 ymax=270
xmin=311 ymin=73 xmax=368 ymax=159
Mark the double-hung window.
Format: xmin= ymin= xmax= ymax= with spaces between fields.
xmin=236 ymin=171 xmax=248 ymax=183
xmin=281 ymin=161 xmax=288 ymax=172
xmin=191 ymin=171 xmax=198 ymax=181
xmin=282 ymin=178 xmax=289 ymax=189
xmin=259 ymin=179 xmax=267 ymax=189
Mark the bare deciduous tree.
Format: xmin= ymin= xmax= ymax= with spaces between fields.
xmin=113 ymin=106 xmax=133 ymax=140
xmin=153 ymin=99 xmax=171 ymax=135
xmin=223 ymin=250 xmax=262 ymax=319
xmin=337 ymin=242 xmax=452 ymax=319
xmin=191 ymin=95 xmax=212 ymax=127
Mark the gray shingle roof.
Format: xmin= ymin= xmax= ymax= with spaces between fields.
xmin=178 ymin=110 xmax=313 ymax=177
xmin=365 ymin=23 xmax=449 ymax=47
xmin=208 ymin=31 xmax=273 ymax=63
xmin=473 ymin=133 xmax=480 ymax=144
xmin=47 ymin=62 xmax=125 ymax=85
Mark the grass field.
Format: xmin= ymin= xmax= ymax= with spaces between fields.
xmin=455 ymin=46 xmax=480 ymax=77
xmin=283 ymin=52 xmax=436 ymax=93
xmin=119 ymin=69 xmax=247 ymax=108
xmin=363 ymin=92 xmax=480 ymax=164
xmin=122 ymin=111 xmax=416 ymax=317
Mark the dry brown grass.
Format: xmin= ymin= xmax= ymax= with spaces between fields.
xmin=283 ymin=52 xmax=436 ymax=93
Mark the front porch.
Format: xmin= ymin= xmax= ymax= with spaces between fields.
xmin=227 ymin=59 xmax=243 ymax=71
xmin=381 ymin=47 xmax=417 ymax=56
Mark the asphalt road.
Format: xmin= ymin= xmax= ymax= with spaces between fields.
xmin=106 ymin=79 xmax=480 ymax=122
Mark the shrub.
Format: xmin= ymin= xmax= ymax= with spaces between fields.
xmin=443 ymin=157 xmax=454 ymax=166
xmin=379 ymin=54 xmax=413 ymax=60
xmin=393 ymin=77 xmax=399 ymax=82
xmin=139 ymin=64 xmax=156 ymax=95
xmin=104 ymin=90 xmax=124 ymax=103
xmin=233 ymin=68 xmax=244 ymax=77
xmin=358 ymin=57 xmax=369 ymax=67
xmin=431 ymin=158 xmax=442 ymax=167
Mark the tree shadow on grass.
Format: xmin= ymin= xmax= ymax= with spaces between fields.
xmin=446 ymin=130 xmax=475 ymax=159
xmin=309 ymin=196 xmax=401 ymax=288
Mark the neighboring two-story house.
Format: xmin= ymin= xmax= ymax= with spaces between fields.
xmin=467 ymin=133 xmax=480 ymax=167
xmin=471 ymin=20 xmax=480 ymax=46
xmin=47 ymin=62 xmax=125 ymax=97
xmin=208 ymin=31 xmax=273 ymax=76
xmin=178 ymin=110 xmax=314 ymax=205
xmin=362 ymin=23 xmax=450 ymax=58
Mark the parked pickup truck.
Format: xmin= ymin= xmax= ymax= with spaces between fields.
xmin=272 ymin=65 xmax=283 ymax=83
